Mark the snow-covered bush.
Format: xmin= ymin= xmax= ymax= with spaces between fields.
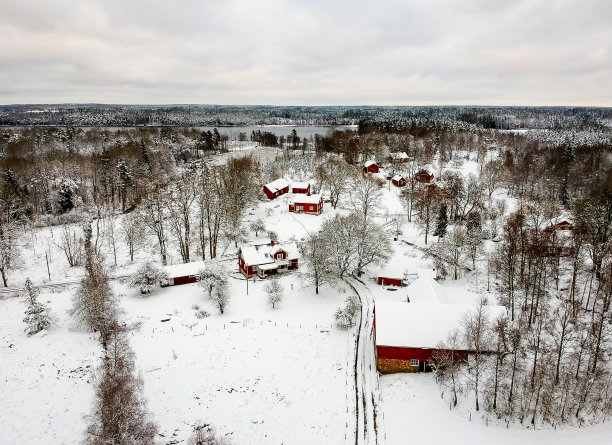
xmin=333 ymin=295 xmax=360 ymax=329
xmin=264 ymin=277 xmax=284 ymax=309
xmin=129 ymin=262 xmax=166 ymax=294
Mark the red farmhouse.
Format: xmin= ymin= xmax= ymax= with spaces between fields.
xmin=364 ymin=160 xmax=379 ymax=174
xmin=391 ymin=175 xmax=406 ymax=187
xmin=292 ymin=182 xmax=311 ymax=194
xmin=374 ymin=300 xmax=506 ymax=373
xmin=263 ymin=178 xmax=290 ymax=200
xmin=163 ymin=261 xmax=206 ymax=286
xmin=414 ymin=169 xmax=434 ymax=183
xmin=289 ymin=194 xmax=323 ymax=215
xmin=238 ymin=242 xmax=299 ymax=279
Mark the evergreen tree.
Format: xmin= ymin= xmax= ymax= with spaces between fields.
xmin=434 ymin=202 xmax=448 ymax=238
xmin=140 ymin=140 xmax=151 ymax=173
xmin=57 ymin=180 xmax=74 ymax=214
xmin=560 ymin=174 xmax=569 ymax=207
xmin=22 ymin=278 xmax=51 ymax=335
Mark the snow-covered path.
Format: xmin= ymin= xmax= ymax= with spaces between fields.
xmin=346 ymin=277 xmax=381 ymax=445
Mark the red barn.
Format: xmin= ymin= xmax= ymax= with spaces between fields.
xmin=238 ymin=242 xmax=299 ymax=278
xmin=374 ymin=301 xmax=506 ymax=373
xmin=391 ymin=175 xmax=406 ymax=187
xmin=263 ymin=178 xmax=290 ymax=200
xmin=364 ymin=160 xmax=379 ymax=174
xmin=163 ymin=261 xmax=206 ymax=286
xmin=414 ymin=169 xmax=434 ymax=183
xmin=289 ymin=194 xmax=323 ymax=215
xmin=292 ymin=182 xmax=311 ymax=194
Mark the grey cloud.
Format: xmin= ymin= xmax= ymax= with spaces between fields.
xmin=0 ymin=0 xmax=610 ymax=105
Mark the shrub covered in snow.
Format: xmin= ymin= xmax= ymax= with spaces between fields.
xmin=129 ymin=262 xmax=166 ymax=294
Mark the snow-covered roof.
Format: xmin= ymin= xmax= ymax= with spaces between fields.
xmin=164 ymin=261 xmax=206 ymax=278
xmin=292 ymin=182 xmax=310 ymax=189
xmin=264 ymin=178 xmax=289 ymax=193
xmin=392 ymin=175 xmax=404 ymax=182
xmin=290 ymin=194 xmax=322 ymax=205
xmin=240 ymin=242 xmax=299 ymax=266
xmin=364 ymin=160 xmax=377 ymax=168
xmin=375 ymin=301 xmax=506 ymax=349
xmin=407 ymin=274 xmax=446 ymax=304
xmin=239 ymin=246 xmax=275 ymax=267
xmin=390 ymin=152 xmax=409 ymax=160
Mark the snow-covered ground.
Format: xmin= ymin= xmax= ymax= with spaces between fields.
xmin=3 ymin=147 xmax=612 ymax=444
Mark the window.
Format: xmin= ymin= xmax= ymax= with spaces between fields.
xmin=410 ymin=359 xmax=419 ymax=367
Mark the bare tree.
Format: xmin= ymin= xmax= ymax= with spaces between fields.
xmin=249 ymin=218 xmax=266 ymax=238
xmin=264 ymin=277 xmax=284 ymax=309
xmin=167 ymin=172 xmax=197 ymax=263
xmin=140 ymin=187 xmax=169 ymax=266
xmin=462 ymin=296 xmax=491 ymax=411
xmin=122 ymin=212 xmax=146 ymax=262
xmin=129 ymin=262 xmax=166 ymax=294
xmin=187 ymin=422 xmax=229 ymax=445
xmin=298 ymin=232 xmax=333 ymax=294
xmin=56 ymin=225 xmax=84 ymax=268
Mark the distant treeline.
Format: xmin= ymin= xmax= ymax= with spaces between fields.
xmin=1 ymin=104 xmax=611 ymax=131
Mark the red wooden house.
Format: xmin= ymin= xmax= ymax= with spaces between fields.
xmin=289 ymin=194 xmax=323 ymax=215
xmin=263 ymin=178 xmax=290 ymax=200
xmin=374 ymin=300 xmax=506 ymax=373
xmin=387 ymin=152 xmax=410 ymax=163
xmin=391 ymin=175 xmax=406 ymax=187
xmin=292 ymin=182 xmax=311 ymax=194
xmin=364 ymin=160 xmax=379 ymax=174
xmin=238 ymin=242 xmax=299 ymax=278
xmin=414 ymin=169 xmax=434 ymax=183
xmin=163 ymin=261 xmax=206 ymax=286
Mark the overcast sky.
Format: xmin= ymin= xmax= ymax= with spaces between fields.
xmin=1 ymin=0 xmax=610 ymax=106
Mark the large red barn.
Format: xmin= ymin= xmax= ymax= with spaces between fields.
xmin=374 ymin=301 xmax=506 ymax=373
xmin=263 ymin=178 xmax=290 ymax=200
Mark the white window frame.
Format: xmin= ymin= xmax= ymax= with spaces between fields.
xmin=410 ymin=359 xmax=419 ymax=367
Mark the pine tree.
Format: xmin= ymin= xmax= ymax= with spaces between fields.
xmin=22 ymin=278 xmax=51 ymax=335
xmin=560 ymin=174 xmax=569 ymax=207
xmin=57 ymin=180 xmax=74 ymax=214
xmin=434 ymin=202 xmax=448 ymax=238
xmin=140 ymin=140 xmax=151 ymax=173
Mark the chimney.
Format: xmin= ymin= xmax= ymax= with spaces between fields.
xmin=270 ymin=240 xmax=275 ymax=246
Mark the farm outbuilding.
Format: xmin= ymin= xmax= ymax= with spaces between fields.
xmin=414 ymin=169 xmax=434 ymax=183
xmin=388 ymin=152 xmax=410 ymax=163
xmin=364 ymin=160 xmax=380 ymax=174
xmin=238 ymin=242 xmax=299 ymax=279
xmin=263 ymin=178 xmax=290 ymax=200
xmin=289 ymin=194 xmax=323 ymax=215
xmin=391 ymin=175 xmax=406 ymax=187
xmin=292 ymin=182 xmax=311 ymax=194
xmin=163 ymin=261 xmax=206 ymax=286
xmin=374 ymin=301 xmax=506 ymax=373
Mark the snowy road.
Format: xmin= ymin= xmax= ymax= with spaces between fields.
xmin=346 ymin=277 xmax=381 ymax=445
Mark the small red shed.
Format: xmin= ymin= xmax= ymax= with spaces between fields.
xmin=289 ymin=194 xmax=323 ymax=215
xmin=364 ymin=160 xmax=379 ymax=174
xmin=163 ymin=261 xmax=206 ymax=286
xmin=292 ymin=182 xmax=311 ymax=194
xmin=391 ymin=175 xmax=406 ymax=187
xmin=263 ymin=178 xmax=290 ymax=200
